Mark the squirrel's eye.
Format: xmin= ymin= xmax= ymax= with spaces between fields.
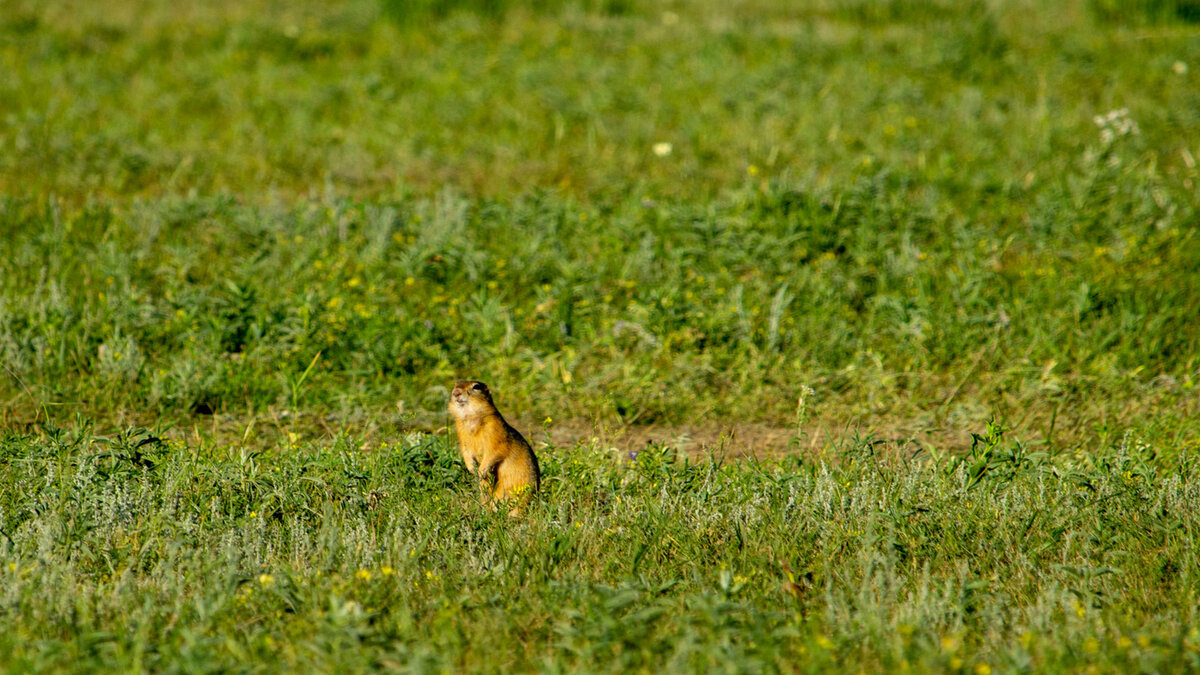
xmin=471 ymin=382 xmax=486 ymax=391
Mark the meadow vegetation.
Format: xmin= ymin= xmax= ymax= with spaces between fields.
xmin=1 ymin=0 xmax=1198 ymax=671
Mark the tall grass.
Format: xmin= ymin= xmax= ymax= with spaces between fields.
xmin=2 ymin=422 xmax=1198 ymax=671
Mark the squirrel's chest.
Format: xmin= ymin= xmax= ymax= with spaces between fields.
xmin=459 ymin=435 xmax=487 ymax=458
xmin=457 ymin=422 xmax=505 ymax=457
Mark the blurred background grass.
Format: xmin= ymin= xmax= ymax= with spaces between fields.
xmin=3 ymin=0 xmax=1198 ymax=202
xmin=0 ymin=0 xmax=1197 ymax=441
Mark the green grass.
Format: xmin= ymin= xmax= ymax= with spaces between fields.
xmin=1 ymin=0 xmax=1199 ymax=671
xmin=3 ymin=423 xmax=1199 ymax=671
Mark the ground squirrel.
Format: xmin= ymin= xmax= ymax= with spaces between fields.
xmin=448 ymin=380 xmax=540 ymax=513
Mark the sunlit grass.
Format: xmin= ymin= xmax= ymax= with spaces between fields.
xmin=1 ymin=0 xmax=1199 ymax=671
xmin=1 ymin=423 xmax=1198 ymax=671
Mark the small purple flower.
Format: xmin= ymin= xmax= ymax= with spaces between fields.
xmin=628 ymin=450 xmax=639 ymax=462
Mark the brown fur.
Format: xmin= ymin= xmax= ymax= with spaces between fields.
xmin=448 ymin=380 xmax=540 ymax=514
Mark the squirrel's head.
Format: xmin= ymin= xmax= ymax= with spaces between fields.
xmin=449 ymin=380 xmax=495 ymax=418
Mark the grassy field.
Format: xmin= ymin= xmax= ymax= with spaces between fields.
xmin=2 ymin=0 xmax=1199 ymax=671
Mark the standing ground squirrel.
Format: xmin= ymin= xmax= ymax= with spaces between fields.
xmin=448 ymin=380 xmax=540 ymax=513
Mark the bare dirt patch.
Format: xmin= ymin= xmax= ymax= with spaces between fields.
xmin=4 ymin=386 xmax=1197 ymax=462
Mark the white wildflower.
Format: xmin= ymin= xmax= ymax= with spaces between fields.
xmin=1093 ymin=108 xmax=1139 ymax=145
